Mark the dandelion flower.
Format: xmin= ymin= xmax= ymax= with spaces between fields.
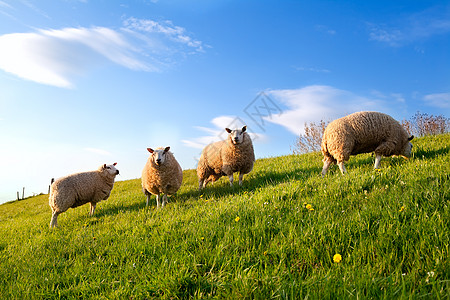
xmin=399 ymin=206 xmax=405 ymax=212
xmin=306 ymin=204 xmax=313 ymax=211
xmin=263 ymin=251 xmax=268 ymax=256
xmin=235 ymin=216 xmax=240 ymax=222
xmin=333 ymin=253 xmax=342 ymax=263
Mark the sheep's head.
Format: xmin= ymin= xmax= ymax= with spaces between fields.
xmin=401 ymin=135 xmax=414 ymax=158
xmin=148 ymin=147 xmax=170 ymax=166
xmin=226 ymin=126 xmax=247 ymax=145
xmin=101 ymin=163 xmax=119 ymax=176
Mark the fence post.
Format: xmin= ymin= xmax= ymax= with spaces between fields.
xmin=17 ymin=192 xmax=20 ymax=201
xmin=22 ymin=187 xmax=25 ymax=200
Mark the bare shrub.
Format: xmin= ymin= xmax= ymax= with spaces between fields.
xmin=403 ymin=112 xmax=450 ymax=137
xmin=401 ymin=119 xmax=414 ymax=137
xmin=292 ymin=120 xmax=328 ymax=154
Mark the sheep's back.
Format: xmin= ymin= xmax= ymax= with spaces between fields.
xmin=50 ymin=171 xmax=108 ymax=210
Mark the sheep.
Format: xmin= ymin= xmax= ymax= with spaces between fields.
xmin=141 ymin=147 xmax=183 ymax=208
xmin=321 ymin=111 xmax=414 ymax=175
xmin=197 ymin=126 xmax=255 ymax=190
xmin=49 ymin=163 xmax=119 ymax=228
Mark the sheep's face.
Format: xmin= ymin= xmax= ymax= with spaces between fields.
xmin=148 ymin=147 xmax=170 ymax=166
xmin=102 ymin=163 xmax=119 ymax=176
xmin=226 ymin=126 xmax=247 ymax=145
xmin=401 ymin=136 xmax=414 ymax=158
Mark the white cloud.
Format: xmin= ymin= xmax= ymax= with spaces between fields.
xmin=423 ymin=92 xmax=450 ymax=108
xmin=266 ymin=85 xmax=402 ymax=135
xmin=0 ymin=18 xmax=204 ymax=88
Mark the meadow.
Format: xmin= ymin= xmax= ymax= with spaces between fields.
xmin=0 ymin=133 xmax=448 ymax=299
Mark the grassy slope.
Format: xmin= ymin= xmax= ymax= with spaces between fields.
xmin=0 ymin=134 xmax=449 ymax=299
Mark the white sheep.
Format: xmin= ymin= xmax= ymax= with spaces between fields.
xmin=197 ymin=126 xmax=255 ymax=189
xmin=321 ymin=111 xmax=414 ymax=175
xmin=141 ymin=147 xmax=183 ymax=208
xmin=49 ymin=163 xmax=119 ymax=228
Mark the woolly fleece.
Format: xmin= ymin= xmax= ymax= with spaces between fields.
xmin=141 ymin=147 xmax=183 ymax=207
xmin=197 ymin=127 xmax=255 ymax=189
xmin=321 ymin=111 xmax=413 ymax=174
xmin=49 ymin=164 xmax=119 ymax=227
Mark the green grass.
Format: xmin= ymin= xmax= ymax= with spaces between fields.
xmin=0 ymin=134 xmax=449 ymax=299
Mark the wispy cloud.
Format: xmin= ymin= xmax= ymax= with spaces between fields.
xmin=423 ymin=92 xmax=450 ymax=108
xmin=294 ymin=66 xmax=331 ymax=73
xmin=0 ymin=1 xmax=12 ymax=9
xmin=0 ymin=18 xmax=205 ymax=88
xmin=315 ymin=25 xmax=336 ymax=35
xmin=265 ymin=85 xmax=404 ymax=135
xmin=84 ymin=147 xmax=113 ymax=156
xmin=182 ymin=116 xmax=265 ymax=150
xmin=123 ymin=17 xmax=204 ymax=53
xmin=368 ymin=5 xmax=450 ymax=46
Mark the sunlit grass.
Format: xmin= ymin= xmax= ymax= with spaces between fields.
xmin=0 ymin=134 xmax=449 ymax=298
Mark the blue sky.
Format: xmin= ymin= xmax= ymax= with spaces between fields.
xmin=0 ymin=0 xmax=449 ymax=203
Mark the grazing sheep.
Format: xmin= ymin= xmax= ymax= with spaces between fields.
xmin=197 ymin=126 xmax=255 ymax=189
xmin=141 ymin=147 xmax=183 ymax=208
xmin=321 ymin=111 xmax=414 ymax=175
xmin=49 ymin=163 xmax=119 ymax=228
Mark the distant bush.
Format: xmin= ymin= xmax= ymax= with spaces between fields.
xmin=402 ymin=111 xmax=449 ymax=137
xmin=292 ymin=120 xmax=328 ymax=155
xmin=293 ymin=111 xmax=449 ymax=154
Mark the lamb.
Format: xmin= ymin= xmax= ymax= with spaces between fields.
xmin=49 ymin=163 xmax=119 ymax=228
xmin=141 ymin=147 xmax=183 ymax=208
xmin=321 ymin=111 xmax=414 ymax=175
xmin=197 ymin=126 xmax=255 ymax=190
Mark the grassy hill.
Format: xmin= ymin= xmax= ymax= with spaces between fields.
xmin=0 ymin=134 xmax=449 ymax=299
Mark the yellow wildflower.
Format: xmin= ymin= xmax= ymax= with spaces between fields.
xmin=333 ymin=253 xmax=342 ymax=263
xmin=306 ymin=204 xmax=314 ymax=211
xmin=399 ymin=206 xmax=405 ymax=212
xmin=235 ymin=216 xmax=240 ymax=222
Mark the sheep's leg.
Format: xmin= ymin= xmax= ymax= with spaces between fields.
xmin=156 ymin=195 xmax=161 ymax=208
xmin=89 ymin=203 xmax=96 ymax=216
xmin=198 ymin=179 xmax=204 ymax=190
xmin=146 ymin=194 xmax=151 ymax=207
xmin=161 ymin=194 xmax=168 ymax=207
xmin=321 ymin=160 xmax=332 ymax=177
xmin=238 ymin=173 xmax=244 ymax=186
xmin=50 ymin=211 xmax=59 ymax=228
xmin=337 ymin=161 xmax=347 ymax=174
xmin=228 ymin=174 xmax=234 ymax=186
xmin=374 ymin=154 xmax=382 ymax=169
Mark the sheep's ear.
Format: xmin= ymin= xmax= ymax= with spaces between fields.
xmin=147 ymin=148 xmax=154 ymax=153
xmin=164 ymin=146 xmax=170 ymax=153
xmin=225 ymin=128 xmax=232 ymax=133
xmin=408 ymin=135 xmax=414 ymax=141
xmin=242 ymin=126 xmax=247 ymax=132
xmin=103 ymin=164 xmax=106 ymax=169
xmin=113 ymin=162 xmax=117 ymax=166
